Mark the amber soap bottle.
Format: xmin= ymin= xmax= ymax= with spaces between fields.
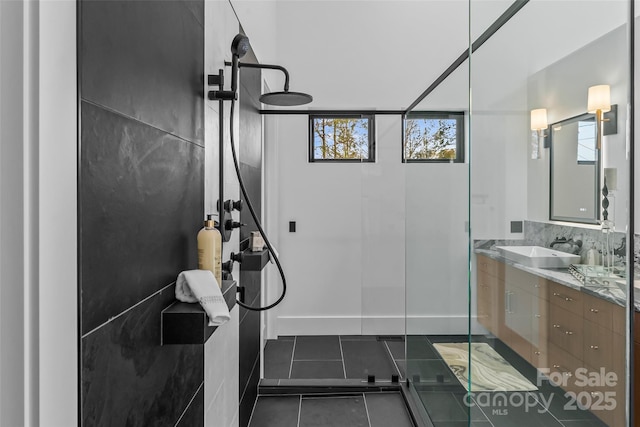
xmin=197 ymin=214 xmax=222 ymax=287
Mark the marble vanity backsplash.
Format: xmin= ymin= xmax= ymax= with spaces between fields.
xmin=474 ymin=220 xmax=638 ymax=275
xmin=523 ymin=220 xmax=626 ymax=264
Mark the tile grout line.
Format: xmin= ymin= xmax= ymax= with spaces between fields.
xmin=362 ymin=393 xmax=373 ymax=427
xmin=296 ymin=394 xmax=302 ymax=427
xmin=82 ymin=281 xmax=175 ymax=339
xmin=338 ymin=336 xmax=347 ymax=379
xmin=383 ymin=341 xmax=404 ymax=379
xmin=527 ymin=390 xmax=569 ymax=425
xmin=173 ymin=381 xmax=203 ymax=427
xmin=81 ymin=98 xmax=205 ymax=149
xmin=471 ymin=396 xmax=496 ymax=427
xmin=245 ymin=393 xmax=261 ymax=427
xmin=288 ymin=336 xmax=297 ymax=379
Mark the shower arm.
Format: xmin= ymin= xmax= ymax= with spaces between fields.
xmin=225 ymin=61 xmax=291 ymax=92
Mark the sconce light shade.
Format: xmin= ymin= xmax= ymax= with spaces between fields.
xmin=530 ymin=108 xmax=548 ymax=131
xmin=587 ymin=85 xmax=611 ymax=113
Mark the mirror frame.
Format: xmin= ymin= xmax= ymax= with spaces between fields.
xmin=549 ymin=112 xmax=601 ymax=225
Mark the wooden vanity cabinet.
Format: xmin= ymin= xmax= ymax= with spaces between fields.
xmin=476 ymin=255 xmax=505 ymax=336
xmin=476 ymin=254 xmax=629 ymax=426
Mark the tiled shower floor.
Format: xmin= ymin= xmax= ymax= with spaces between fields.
xmin=248 ymin=392 xmax=414 ymax=427
xmin=260 ymin=335 xmax=612 ymax=427
xmin=263 ymin=335 xmax=404 ymax=381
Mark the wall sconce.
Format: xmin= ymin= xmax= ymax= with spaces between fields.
xmin=587 ymin=84 xmax=611 ymax=150
xmin=530 ymin=108 xmax=548 ymax=159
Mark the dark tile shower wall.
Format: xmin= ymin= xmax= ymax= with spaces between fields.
xmin=79 ymin=1 xmax=204 ymax=425
xmin=238 ymin=64 xmax=263 ymax=427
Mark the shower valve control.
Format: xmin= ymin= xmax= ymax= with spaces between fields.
xmin=230 ymin=252 xmax=244 ymax=264
xmin=226 ymin=220 xmax=244 ymax=230
xmin=223 ymin=199 xmax=243 ymax=212
xmin=222 ymin=260 xmax=234 ymax=274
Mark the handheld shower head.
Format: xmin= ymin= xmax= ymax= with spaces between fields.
xmin=231 ymin=34 xmax=250 ymax=59
xmin=230 ymin=34 xmax=250 ymax=94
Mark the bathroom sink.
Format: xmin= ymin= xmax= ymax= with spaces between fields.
xmin=495 ymin=246 xmax=581 ymax=269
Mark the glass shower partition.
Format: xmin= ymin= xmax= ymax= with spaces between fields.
xmin=403 ymin=3 xmax=472 ymax=419
xmin=406 ymin=1 xmax=633 ymax=426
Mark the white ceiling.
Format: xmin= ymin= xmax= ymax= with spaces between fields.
xmin=231 ymin=0 xmax=629 ymax=111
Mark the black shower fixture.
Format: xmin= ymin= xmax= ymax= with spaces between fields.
xmin=208 ymin=34 xmax=313 ymax=106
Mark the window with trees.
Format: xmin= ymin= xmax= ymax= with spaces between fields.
xmin=403 ymin=112 xmax=464 ymax=163
xmin=309 ymin=115 xmax=375 ymax=162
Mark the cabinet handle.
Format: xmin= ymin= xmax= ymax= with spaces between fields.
xmin=534 ymin=314 xmax=541 ymax=318
xmin=590 ymin=308 xmax=599 ymax=313
xmin=534 ymin=284 xmax=540 ymax=288
xmin=534 ymin=351 xmax=541 ymax=355
xmin=553 ymin=292 xmax=573 ymax=302
xmin=590 ymin=345 xmax=599 ymax=350
xmin=552 ymin=365 xmax=572 ymax=376
xmin=553 ymin=324 xmax=561 ymax=328
xmin=565 ymin=331 xmax=573 ymax=335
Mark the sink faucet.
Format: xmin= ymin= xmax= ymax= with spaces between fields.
xmin=550 ymin=236 xmax=583 ymax=254
xmin=549 ymin=236 xmax=568 ymax=248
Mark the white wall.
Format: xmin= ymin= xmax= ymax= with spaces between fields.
xmin=0 ymin=1 xmax=78 ymax=425
xmin=528 ymin=24 xmax=629 ymax=230
xmin=39 ymin=1 xmax=78 ymax=424
xmin=264 ymin=115 xmax=409 ymax=336
xmin=204 ymin=1 xmax=244 ymax=424
xmin=1 ymin=2 xmax=26 ymax=424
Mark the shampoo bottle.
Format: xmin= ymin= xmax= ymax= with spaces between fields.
xmin=197 ymin=214 xmax=222 ymax=287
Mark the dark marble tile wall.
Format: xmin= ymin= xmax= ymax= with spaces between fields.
xmin=79 ymin=1 xmax=205 ymax=425
xmin=238 ymin=65 xmax=263 ymax=427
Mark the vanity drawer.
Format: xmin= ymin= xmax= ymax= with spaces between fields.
xmin=583 ymin=293 xmax=614 ymax=331
xmin=549 ymin=303 xmax=583 ymax=358
xmin=478 ymin=270 xmax=499 ymax=290
xmin=582 ymin=319 xmax=613 ymax=370
xmin=531 ymin=343 xmax=548 ymax=371
xmin=549 ymin=282 xmax=584 ymax=316
xmin=548 ymin=342 xmax=582 ymax=387
xmin=505 ymin=265 xmax=543 ymax=296
xmin=477 ymin=255 xmax=503 ymax=278
xmin=611 ymin=303 xmax=626 ymax=336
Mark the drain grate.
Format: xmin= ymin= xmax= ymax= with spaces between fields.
xmin=376 ymin=335 xmax=404 ymax=342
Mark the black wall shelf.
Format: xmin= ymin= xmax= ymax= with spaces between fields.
xmin=161 ymin=279 xmax=237 ymax=345
xmin=240 ymin=249 xmax=270 ymax=271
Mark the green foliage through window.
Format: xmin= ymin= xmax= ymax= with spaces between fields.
xmin=404 ymin=112 xmax=464 ymax=162
xmin=310 ymin=116 xmax=374 ymax=161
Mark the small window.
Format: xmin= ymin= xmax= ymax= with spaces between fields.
xmin=403 ymin=112 xmax=464 ymax=163
xmin=309 ymin=115 xmax=375 ymax=162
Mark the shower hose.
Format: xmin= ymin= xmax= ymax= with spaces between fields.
xmin=229 ymin=98 xmax=287 ymax=311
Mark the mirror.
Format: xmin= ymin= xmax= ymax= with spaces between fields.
xmin=549 ymin=113 xmax=600 ymax=224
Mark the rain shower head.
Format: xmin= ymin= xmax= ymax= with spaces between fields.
xmin=233 ymin=60 xmax=313 ymax=107
xmin=210 ymin=34 xmax=313 ymax=106
xmin=260 ymin=91 xmax=313 ymax=106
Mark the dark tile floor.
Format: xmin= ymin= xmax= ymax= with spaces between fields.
xmin=247 ymin=392 xmax=414 ymax=427
xmin=263 ymin=335 xmax=612 ymax=427
xmin=264 ymin=335 xmax=402 ymax=381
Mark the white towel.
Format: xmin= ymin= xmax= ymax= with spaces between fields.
xmin=175 ymin=270 xmax=231 ymax=326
